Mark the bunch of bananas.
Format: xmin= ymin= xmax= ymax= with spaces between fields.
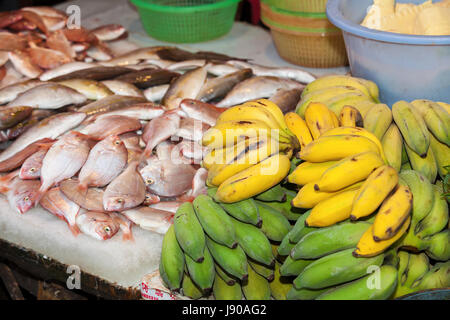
xmin=201 ymin=99 xmax=299 ymax=203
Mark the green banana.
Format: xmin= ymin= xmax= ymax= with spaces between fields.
xmin=248 ymin=258 xmax=275 ymax=281
xmin=213 ymin=273 xmax=242 ymax=300
xmin=414 ymin=261 xmax=450 ymax=292
xmin=261 ymin=190 xmax=305 ymax=221
xmin=255 ymin=184 xmax=287 ymax=202
xmin=392 ymin=100 xmax=430 ymax=157
xmin=424 ymin=229 xmax=450 ymax=261
xmin=326 ymin=92 xmax=372 ymax=116
xmin=429 ymin=133 xmax=450 ymax=179
xmin=405 ymin=143 xmax=437 ymax=183
xmin=289 ymin=210 xmax=317 ymax=243
xmin=159 ymin=225 xmax=185 ymax=291
xmin=397 ymin=251 xmax=410 ymax=287
xmin=383 ymin=247 xmax=400 ymax=267
xmin=182 ymin=272 xmax=203 ymax=299
xmin=294 ymin=248 xmax=384 ymax=289
xmin=174 ymin=202 xmax=206 ymax=262
xmin=415 ymin=185 xmax=448 ymax=239
xmin=205 ymin=235 xmax=248 ymax=281
xmin=316 ymin=265 xmax=398 ymax=300
xmin=193 ymin=195 xmax=237 ymax=248
xmin=241 ymin=262 xmax=271 ymax=300
xmin=255 ymin=201 xmax=292 ymax=241
xmin=401 ymin=143 xmax=409 ymax=164
xmin=215 ymin=263 xmax=237 ymax=285
xmin=231 ymin=217 xmax=275 ymax=267
xmin=184 ymin=247 xmax=215 ymax=292
xmin=381 ymin=123 xmax=403 ymax=172
xmin=403 ymin=253 xmax=430 ymax=289
xmin=411 ymin=99 xmax=450 ymax=146
xmin=287 ymin=287 xmax=329 ymax=300
xmin=401 ymin=162 xmax=412 ymax=171
xmin=364 ymin=103 xmax=393 ymax=140
xmin=277 ymin=230 xmax=296 ymax=256
xmin=269 ymin=262 xmax=292 ymax=300
xmin=280 ymin=255 xmax=314 ymax=277
xmin=291 ymin=222 xmax=371 ymax=260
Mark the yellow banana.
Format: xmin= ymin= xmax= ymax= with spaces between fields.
xmin=405 ymin=143 xmax=438 ymax=183
xmin=363 ymin=103 xmax=393 ymax=141
xmin=314 ymin=151 xmax=384 ymax=192
xmin=304 ymin=102 xmax=337 ymax=139
xmin=247 ymin=99 xmax=293 ymax=136
xmin=284 ymin=112 xmax=313 ymax=149
xmin=288 ymin=160 xmax=338 ymax=186
xmin=305 ymin=188 xmax=360 ymax=227
xmin=214 ymin=154 xmax=291 ymax=203
xmin=325 ymin=92 xmax=373 ymax=116
xmin=351 ymin=165 xmax=399 ymax=220
xmin=437 ymin=101 xmax=450 ymax=114
xmin=352 ymin=100 xmax=377 ymax=118
xmin=411 ymin=99 xmax=450 ymax=146
xmin=339 ymin=105 xmax=363 ymax=127
xmin=381 ymin=123 xmax=403 ymax=172
xmin=353 ymin=216 xmax=411 ymax=258
xmin=429 ymin=133 xmax=450 ymax=179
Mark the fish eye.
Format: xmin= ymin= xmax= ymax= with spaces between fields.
xmin=114 ymin=140 xmax=121 ymax=145
xmin=29 ymin=168 xmax=35 ymax=172
xmin=116 ymin=198 xmax=124 ymax=204
xmin=104 ymin=226 xmax=111 ymax=233
xmin=23 ymin=196 xmax=29 ymax=201
xmin=145 ymin=178 xmax=154 ymax=185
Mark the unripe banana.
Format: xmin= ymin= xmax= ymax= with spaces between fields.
xmin=269 ymin=262 xmax=292 ymax=300
xmin=280 ymin=255 xmax=314 ymax=277
xmin=242 ymin=261 xmax=271 ymax=300
xmin=262 ymin=190 xmax=304 ymax=221
xmin=231 ymin=217 xmax=275 ymax=267
xmin=415 ymin=185 xmax=448 ymax=239
xmin=339 ymin=105 xmax=364 ymax=127
xmin=285 ymin=112 xmax=313 ymax=149
xmin=255 ymin=184 xmax=287 ymax=202
xmin=411 ymin=99 xmax=450 ymax=146
xmin=381 ymin=124 xmax=403 ymax=172
xmin=316 ymin=265 xmax=398 ymax=300
xmin=424 ymin=230 xmax=450 ymax=261
xmin=299 ymin=134 xmax=381 ymax=162
xmin=351 ymin=165 xmax=399 ymax=220
xmin=405 ymin=143 xmax=437 ymax=183
xmin=215 ymin=262 xmax=237 ymax=285
xmin=353 ymin=100 xmax=377 ymax=118
xmin=414 ymin=261 xmax=450 ymax=292
xmin=403 ymin=253 xmax=430 ymax=290
xmin=288 ymin=160 xmax=338 ymax=186
xmin=255 ymin=201 xmax=292 ymax=241
xmin=277 ymin=230 xmax=296 ymax=256
xmin=429 ymin=133 xmax=450 ymax=179
xmin=314 ymin=151 xmax=384 ymax=192
xmin=182 ymin=272 xmax=203 ymax=299
xmin=184 ymin=247 xmax=215 ymax=292
xmin=294 ymin=248 xmax=384 ymax=290
xmin=289 ymin=209 xmax=318 ymax=243
xmin=287 ymin=287 xmax=329 ymax=300
xmin=353 ymin=216 xmax=410 ymax=258
xmin=363 ymin=103 xmax=392 ymax=140
xmin=159 ymin=225 xmax=185 ymax=291
xmin=392 ymin=100 xmax=430 ymax=157
xmin=248 ymin=258 xmax=275 ymax=281
xmin=213 ymin=273 xmax=242 ymax=300
xmin=326 ymin=92 xmax=372 ymax=116
xmin=436 ymin=101 xmax=450 ymax=114
xmin=291 ymin=222 xmax=371 ymax=260
xmin=174 ymin=202 xmax=206 ymax=262
xmin=304 ymin=102 xmax=337 ymax=139
xmin=193 ymin=195 xmax=237 ymax=248
xmin=401 ymin=162 xmax=412 ymax=171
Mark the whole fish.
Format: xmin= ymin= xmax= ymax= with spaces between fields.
xmin=102 ymin=46 xmax=171 ymax=66
xmin=107 ymin=39 xmax=140 ymax=57
xmin=86 ymin=43 xmax=113 ymax=62
xmin=142 ymin=112 xmax=180 ymax=156
xmin=78 ymin=135 xmax=128 ymax=190
xmin=7 ymin=83 xmax=87 ymax=109
xmin=173 ymin=140 xmax=206 ymax=164
xmin=87 ymin=103 xmax=164 ymax=122
xmin=143 ymin=84 xmax=169 ymax=102
xmin=46 ymin=29 xmax=76 ymax=59
xmin=103 ymin=161 xmax=146 ymax=211
xmin=0 ymin=106 xmax=33 ymax=130
xmin=162 ymin=66 xmax=208 ymax=110
xmin=0 ymin=80 xmax=47 ymax=105
xmin=39 ymin=187 xmax=81 ymax=235
xmin=0 ymin=62 xmax=26 ymax=89
xmin=114 ymin=68 xmax=179 ymax=89
xmin=9 ymin=19 xmax=37 ymax=31
xmin=149 ymin=201 xmax=182 ymax=213
xmin=75 ymin=210 xmax=120 ymax=240
xmin=0 ymin=11 xmax=24 ymax=29
xmin=269 ymin=88 xmax=302 ymax=113
xmin=119 ymin=132 xmax=140 ymax=149
xmin=80 ymin=115 xmax=142 ymax=140
xmin=21 ymin=6 xmax=67 ymax=19
xmin=173 ymin=117 xmax=210 ymax=142
xmin=41 ymin=16 xmax=66 ymax=32
xmin=197 ymin=68 xmax=253 ymax=102
xmin=27 ymin=44 xmax=72 ymax=69
xmin=0 ymin=31 xmax=27 ymax=51
xmin=5 ymin=177 xmax=40 ymax=214
xmin=91 ymin=24 xmax=127 ymax=42
xmin=58 ymin=79 xmax=113 ymax=100
xmin=121 ymin=206 xmax=173 ymax=235
xmin=142 ymin=59 xmax=174 ymax=69
xmin=109 ymin=212 xmax=133 ymax=241
xmin=0 ymin=110 xmax=56 ymax=143
xmin=101 ymin=80 xmax=144 ymax=98
xmin=8 ymin=50 xmax=42 ymax=78
xmin=39 ymin=62 xmax=96 ymax=81
xmin=156 ymin=48 xmax=247 ymax=62
xmin=179 ymin=167 xmax=208 ymax=201
xmin=19 ymin=148 xmax=47 ymax=179
xmin=50 ymin=66 xmax=132 ymax=82
xmin=216 ymin=76 xmax=305 ymax=108
xmin=125 ymin=63 xmax=160 ymax=71
xmin=0 ymin=112 xmax=86 ymax=170
xmin=166 ymin=59 xmax=206 ymax=72
xmin=60 ymin=178 xmax=104 ymax=212
xmin=77 ymin=95 xmax=146 ymax=116
xmin=38 ymin=131 xmax=91 ymax=197
xmin=179 ymin=99 xmax=223 ymax=126
xmin=155 ymin=140 xmax=175 ymax=160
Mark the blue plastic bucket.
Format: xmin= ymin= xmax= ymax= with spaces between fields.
xmin=326 ymin=0 xmax=450 ymax=106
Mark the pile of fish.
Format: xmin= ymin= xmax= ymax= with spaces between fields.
xmin=0 ymin=6 xmax=316 ymax=241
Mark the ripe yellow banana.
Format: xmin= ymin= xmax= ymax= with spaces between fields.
xmin=353 ymin=216 xmax=411 ymax=258
xmin=429 ymin=133 xmax=450 ymax=179
xmin=304 ymin=102 xmax=337 ymax=139
xmin=325 ymin=92 xmax=373 ymax=116
xmin=288 ymin=160 xmax=338 ymax=186
xmin=284 ymin=112 xmax=313 ymax=149
xmin=214 ymin=154 xmax=291 ymax=203
xmin=351 ymin=165 xmax=399 ymax=220
xmin=436 ymin=101 xmax=450 ymax=114
xmin=381 ymin=123 xmax=403 ymax=172
xmin=329 ymin=109 xmax=340 ymax=127
xmin=247 ymin=99 xmax=293 ymax=136
xmin=352 ymin=100 xmax=377 ymax=118
xmin=339 ymin=105 xmax=363 ymax=127
xmin=372 ymin=185 xmax=413 ymax=241
xmin=363 ymin=103 xmax=393 ymax=141
xmin=411 ymin=99 xmax=450 ymax=146
xmin=405 ymin=143 xmax=438 ymax=183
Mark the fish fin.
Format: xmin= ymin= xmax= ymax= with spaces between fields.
xmin=0 ymin=169 xmax=20 ymax=193
xmin=68 ymin=224 xmax=81 ymax=236
xmin=76 ymin=182 xmax=88 ymax=195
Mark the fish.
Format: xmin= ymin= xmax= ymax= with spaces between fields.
xmin=124 ymin=63 xmax=160 ymax=71
xmin=162 ymin=66 xmax=208 ymax=110
xmin=114 ymin=68 xmax=180 ymax=89
xmin=142 ymin=112 xmax=180 ymax=156
xmin=41 ymin=16 xmax=66 ymax=32
xmin=0 ymin=80 xmax=47 ymax=104
xmin=149 ymin=201 xmax=182 ymax=213
xmin=8 ymin=50 xmax=42 ymax=78
xmin=0 ymin=110 xmax=56 ymax=143
xmin=173 ymin=140 xmax=207 ymax=164
xmin=104 ymin=39 xmax=141 ymax=58
xmin=0 ymin=11 xmax=24 ymax=29
xmin=0 ymin=106 xmax=33 ymax=130
xmin=143 ymin=84 xmax=169 ymax=102
xmin=59 ymin=178 xmax=105 ymax=212
xmin=142 ymin=59 xmax=175 ymax=69
xmin=5 ymin=177 xmax=41 ymax=214
xmin=86 ymin=44 xmax=113 ymax=62
xmin=75 ymin=210 xmax=120 ymax=240
xmin=58 ymin=79 xmax=113 ymax=100
xmin=46 ymin=29 xmax=76 ymax=59
xmin=50 ymin=66 xmax=132 ymax=82
xmin=216 ymin=76 xmax=305 ymax=108
xmin=27 ymin=43 xmax=72 ymax=69
xmin=196 ymin=68 xmax=253 ymax=102
xmin=166 ymin=59 xmax=206 ymax=72
xmin=173 ymin=117 xmax=210 ymax=142
xmin=179 ymin=99 xmax=223 ymax=126
xmin=90 ymin=24 xmax=127 ymax=42
xmin=86 ymin=103 xmax=165 ymax=122
xmin=269 ymin=88 xmax=302 ymax=113
xmin=109 ymin=212 xmax=133 ymax=241
xmin=39 ymin=187 xmax=81 ymax=235
xmin=80 ymin=115 xmax=142 ymax=140
xmin=102 ymin=46 xmax=171 ymax=66
xmin=0 ymin=51 xmax=9 ymax=67
xmin=63 ymin=27 xmax=96 ymax=43
xmin=103 ymin=161 xmax=146 ymax=211
xmin=121 ymin=206 xmax=173 ymax=235
xmin=9 ymin=19 xmax=37 ymax=31
xmin=143 ymin=192 xmax=160 ymax=205
xmin=77 ymin=95 xmax=146 ymax=116
xmin=0 ymin=31 xmax=27 ymax=51
xmin=101 ymin=80 xmax=144 ymax=98
xmin=21 ymin=6 xmax=67 ymax=19
xmin=180 ymin=167 xmax=208 ymax=201
xmin=0 ymin=138 xmax=54 ymax=172
xmin=78 ymin=135 xmax=128 ymax=190
xmin=19 ymin=148 xmax=47 ymax=179
xmin=156 ymin=48 xmax=247 ymax=62
xmin=7 ymin=83 xmax=87 ymax=109
xmin=39 ymin=62 xmax=97 ymax=81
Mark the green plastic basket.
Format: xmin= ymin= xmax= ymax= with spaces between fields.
xmin=131 ymin=0 xmax=241 ymax=43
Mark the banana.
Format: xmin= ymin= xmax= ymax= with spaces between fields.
xmin=429 ymin=133 xmax=450 ymax=179
xmin=353 ymin=99 xmax=377 ymax=118
xmin=159 ymin=225 xmax=185 ymax=291
xmin=280 ymin=255 xmax=314 ymax=277
xmin=304 ymin=102 xmax=337 ymax=139
xmin=184 ymin=247 xmax=215 ymax=292
xmin=401 ymin=162 xmax=412 ymax=171
xmin=415 ymin=185 xmax=448 ymax=239
xmin=351 ymin=165 xmax=399 ymax=220
xmin=381 ymin=124 xmax=403 ymax=172
xmin=424 ymin=230 xmax=450 ymax=261
xmin=401 ymin=143 xmax=409 ymax=164
xmin=174 ymin=202 xmax=206 ymax=262
xmin=255 ymin=184 xmax=287 ymax=202
xmin=339 ymin=105 xmax=364 ymax=127
xmin=205 ymin=235 xmax=248 ymax=281
xmin=285 ymin=112 xmax=313 ymax=149
xmin=294 ymin=248 xmax=384 ymax=290
xmin=214 ymin=154 xmax=291 ymax=203
xmin=212 ymin=196 xmax=261 ymax=227
xmin=291 ymin=222 xmax=371 ymax=260
xmin=392 ymin=100 xmax=430 ymax=157
xmin=277 ymin=230 xmax=296 ymax=256
xmin=231 ymin=217 xmax=274 ymax=267
xmin=316 ymin=265 xmax=398 ymax=300
xmin=437 ymin=101 xmax=450 ymax=114
xmin=193 ymin=195 xmax=237 ymax=248
xmin=213 ymin=273 xmax=242 ymax=300
xmin=288 ymin=160 xmax=338 ymax=186
xmin=255 ymin=202 xmax=292 ymax=242
xmin=314 ymin=151 xmax=384 ymax=192
xmin=182 ymin=272 xmax=203 ymax=299
xmin=249 ymin=99 xmax=294 ymax=137
xmin=269 ymin=262 xmax=292 ymax=300
xmin=305 ymin=189 xmax=360 ymax=227
xmin=215 ymin=263 xmax=237 ymax=285
xmin=241 ymin=261 xmax=271 ymax=300
xmin=363 ymin=103 xmax=392 ymax=140
xmin=248 ymin=258 xmax=275 ymax=281
xmin=353 ymin=216 xmax=410 ymax=258
xmin=402 ymin=253 xmax=430 ymax=290
xmin=299 ymin=134 xmax=381 ymax=162
xmin=289 ymin=209 xmax=318 ymax=243
xmin=411 ymin=99 xmax=450 ymax=146
xmin=261 ymin=190 xmax=305 ymax=221
xmin=383 ymin=247 xmax=400 ymax=267
xmin=414 ymin=261 xmax=450 ymax=292
xmin=405 ymin=143 xmax=438 ymax=183
xmin=325 ymin=92 xmax=373 ymax=116
xmin=287 ymin=287 xmax=329 ymax=300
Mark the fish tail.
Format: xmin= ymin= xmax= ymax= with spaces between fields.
xmin=0 ymin=169 xmax=20 ymax=193
xmin=68 ymin=223 xmax=81 ymax=237
xmin=122 ymin=229 xmax=134 ymax=242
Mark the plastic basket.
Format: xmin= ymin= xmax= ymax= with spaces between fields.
xmin=131 ymin=0 xmax=241 ymax=43
xmin=263 ymin=0 xmax=328 ymax=13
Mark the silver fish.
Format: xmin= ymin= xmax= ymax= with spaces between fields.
xmin=86 ymin=44 xmax=113 ymax=62
xmin=173 ymin=117 xmax=210 ymax=142
xmin=77 ymin=95 xmax=146 ymax=116
xmin=166 ymin=59 xmax=206 ymax=72
xmin=122 ymin=206 xmax=173 ymax=235
xmin=142 ymin=59 xmax=174 ymax=69
xmin=80 ymin=115 xmax=142 ymax=140
xmin=39 ymin=62 xmax=97 ymax=81
xmin=101 ymin=80 xmax=144 ymax=98
xmin=58 ymin=79 xmax=113 ymax=100
xmin=142 ymin=112 xmax=180 ymax=157
xmin=7 ymin=83 xmax=87 ymax=109
xmin=143 ymin=84 xmax=169 ymax=102
xmin=269 ymin=88 xmax=302 ymax=113
xmin=0 ymin=79 xmax=47 ymax=105
xmin=0 ymin=62 xmax=26 ymax=89
xmin=60 ymin=178 xmax=104 ymax=212
xmin=50 ymin=66 xmax=132 ymax=82
xmin=87 ymin=103 xmax=164 ymax=122
xmin=102 ymin=46 xmax=170 ymax=66
xmin=179 ymin=99 xmax=223 ymax=126
xmin=106 ymin=39 xmax=140 ymax=57
xmin=109 ymin=212 xmax=133 ymax=241
xmin=5 ymin=176 xmax=40 ymax=214
xmin=19 ymin=148 xmax=47 ymax=180
xmin=8 ymin=50 xmax=42 ymax=78
xmin=119 ymin=132 xmax=140 ymax=149
xmin=206 ymin=63 xmax=240 ymax=77
xmin=149 ymin=201 xmax=182 ymax=213
xmin=90 ymin=24 xmax=127 ymax=42
xmin=103 ymin=161 xmax=146 ymax=211
xmin=75 ymin=210 xmax=120 ymax=240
